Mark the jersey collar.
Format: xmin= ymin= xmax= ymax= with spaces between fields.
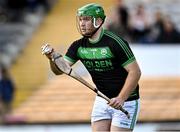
xmin=88 ymin=28 xmax=104 ymax=44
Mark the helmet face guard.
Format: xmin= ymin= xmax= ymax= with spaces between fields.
xmin=76 ymin=16 xmax=94 ymax=37
xmin=76 ymin=3 xmax=106 ymax=37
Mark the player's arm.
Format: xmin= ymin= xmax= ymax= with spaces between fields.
xmin=118 ymin=60 xmax=141 ymax=101
xmin=41 ymin=44 xmax=74 ymax=75
xmin=49 ymin=59 xmax=63 ymax=75
xmin=49 ymin=52 xmax=74 ymax=75
xmin=109 ymin=60 xmax=141 ymax=108
xmin=108 ymin=38 xmax=141 ymax=109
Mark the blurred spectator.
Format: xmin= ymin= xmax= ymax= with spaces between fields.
xmin=0 ymin=6 xmax=8 ymax=23
xmin=153 ymin=10 xmax=164 ymax=35
xmin=138 ymin=10 xmax=165 ymax=44
xmin=0 ymin=0 xmax=8 ymax=23
xmin=0 ymin=65 xmax=15 ymax=123
xmin=26 ymin=0 xmax=53 ymax=13
xmin=155 ymin=17 xmax=180 ymax=43
xmin=129 ymin=4 xmax=151 ymax=43
xmin=6 ymin=0 xmax=27 ymax=22
xmin=38 ymin=0 xmax=52 ymax=13
xmin=105 ymin=0 xmax=131 ymax=41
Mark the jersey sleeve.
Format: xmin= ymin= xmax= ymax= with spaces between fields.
xmin=113 ymin=38 xmax=136 ymax=67
xmin=64 ymin=41 xmax=79 ymax=64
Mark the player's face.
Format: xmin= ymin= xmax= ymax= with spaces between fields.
xmin=77 ymin=16 xmax=95 ymax=36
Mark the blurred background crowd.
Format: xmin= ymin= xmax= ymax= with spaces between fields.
xmin=105 ymin=0 xmax=180 ymax=44
xmin=0 ymin=0 xmax=57 ymax=67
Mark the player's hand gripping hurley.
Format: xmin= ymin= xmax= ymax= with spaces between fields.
xmin=41 ymin=44 xmax=130 ymax=119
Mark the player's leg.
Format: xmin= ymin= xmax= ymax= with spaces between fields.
xmin=91 ymin=96 xmax=112 ymax=131
xmin=111 ymin=125 xmax=132 ymax=132
xmin=110 ymin=99 xmax=140 ymax=132
xmin=92 ymin=119 xmax=111 ymax=132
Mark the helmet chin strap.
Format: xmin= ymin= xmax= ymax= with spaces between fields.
xmin=83 ymin=17 xmax=104 ymax=38
xmin=93 ymin=18 xmax=100 ymax=28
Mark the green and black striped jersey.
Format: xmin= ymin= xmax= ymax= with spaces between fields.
xmin=65 ymin=29 xmax=139 ymax=101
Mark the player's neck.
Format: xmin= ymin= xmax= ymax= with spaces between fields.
xmin=89 ymin=27 xmax=103 ymax=43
